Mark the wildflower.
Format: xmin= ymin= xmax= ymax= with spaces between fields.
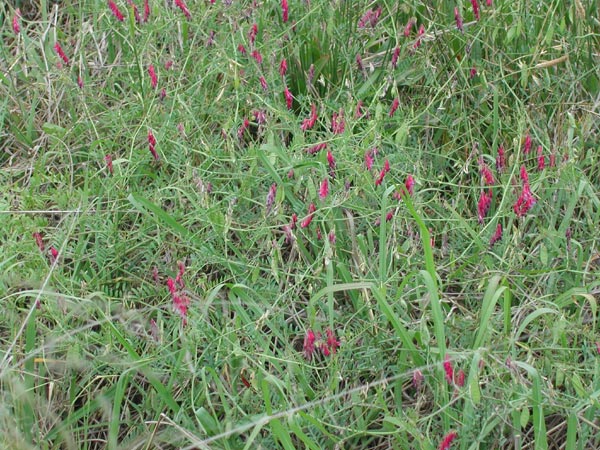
xmin=405 ymin=174 xmax=415 ymax=196
xmin=537 ymin=145 xmax=545 ymax=171
xmin=404 ymin=19 xmax=414 ymax=37
xmin=176 ymin=260 xmax=185 ymax=288
xmin=303 ymin=329 xmax=317 ymax=360
xmin=470 ymin=66 xmax=477 ymax=78
xmin=148 ymin=64 xmax=157 ymax=89
xmin=375 ymin=159 xmax=390 ymax=186
xmin=327 ymin=149 xmax=336 ymax=175
xmin=496 ymin=145 xmax=505 ymax=172
xmin=471 ymin=0 xmax=480 ymax=20
xmin=77 ymin=75 xmax=84 ymax=89
xmin=389 ymin=97 xmax=399 ymax=117
xmin=167 ymin=277 xmax=189 ymax=324
xmin=287 ymin=169 xmax=295 ymax=179
xmin=477 ymin=190 xmax=492 ymax=224
xmin=454 ymin=7 xmax=463 ymax=32
xmin=321 ymin=328 xmax=340 ymax=356
xmin=259 ymin=76 xmax=268 ymax=91
xmin=306 ymin=142 xmax=327 ymax=155
xmin=54 ymin=42 xmax=69 ymax=65
xmin=439 ymin=431 xmax=458 ymax=450
xmin=12 ymin=8 xmax=21 ymax=35
xmin=454 ymin=369 xmax=465 ymax=387
xmin=108 ymin=0 xmax=125 ymax=21
xmin=520 ymin=164 xmax=529 ymax=184
xmin=300 ymin=203 xmax=316 ymax=228
xmin=279 ymin=58 xmax=287 ymax=77
xmin=251 ymin=49 xmax=262 ymax=64
xmin=249 ymin=23 xmax=258 ymax=46
xmin=479 ymin=159 xmax=494 ymax=185
xmin=174 ymin=0 xmax=191 ymax=19
xmin=413 ymin=369 xmax=424 ymax=389
xmin=331 ymin=109 xmax=345 ymax=134
xmin=365 ymin=149 xmax=374 ymax=170
xmin=486 ymin=0 xmax=492 ymax=5
xmin=33 ymin=232 xmax=45 ymax=252
xmin=301 ymin=104 xmax=317 ymax=131
xmin=513 ymin=183 xmax=536 ymax=217
xmin=414 ymin=24 xmax=425 ymax=49
xmin=152 ymin=266 xmax=160 ymax=284
xmin=149 ymin=318 xmax=159 ymax=341
xmin=49 ymin=246 xmax=59 ymax=263
xmin=549 ymin=151 xmax=556 ymax=168
xmin=391 ymin=46 xmax=400 ymax=68
xmin=237 ymin=117 xmax=249 ymax=139
xmin=253 ymin=109 xmax=266 ymax=125
xmin=290 ymin=213 xmax=298 ymax=228
xmin=165 ymin=60 xmax=173 ymax=70
xmin=281 ymin=0 xmax=288 ymax=22
xmin=319 ymin=178 xmax=329 ymax=200
xmin=143 ymin=0 xmax=150 ymax=21
xmin=328 ymin=229 xmax=336 ymax=244
xmin=266 ymin=183 xmax=277 ymax=214
xmin=238 ymin=44 xmax=247 ymax=55
xmin=159 ymin=87 xmax=166 ymax=101
xmin=127 ymin=0 xmax=141 ymax=23
xmin=490 ymin=223 xmax=502 ymax=246
xmin=105 ymin=154 xmax=113 ymax=174
xmin=358 ymin=8 xmax=381 ymax=28
xmin=148 ymin=129 xmax=159 ymax=162
xmin=283 ymin=86 xmax=293 ymax=110
xmin=356 ymin=53 xmax=364 ymax=72
xmin=443 ymin=354 xmax=454 ymax=384
xmin=523 ymin=134 xmax=532 ymax=154
xmin=355 ymin=100 xmax=365 ymax=119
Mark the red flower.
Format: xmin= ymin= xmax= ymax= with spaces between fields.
xmin=281 ymin=0 xmax=288 ymax=22
xmin=375 ymin=159 xmax=390 ymax=186
xmin=127 ymin=0 xmax=141 ymax=23
xmin=148 ymin=64 xmax=157 ymax=89
xmin=175 ymin=260 xmax=186 ymax=288
xmin=251 ymin=49 xmax=262 ymax=64
xmin=470 ymin=66 xmax=477 ymax=79
xmin=490 ymin=223 xmax=503 ymax=246
xmin=306 ymin=142 xmax=327 ymax=155
xmin=12 ymin=8 xmax=21 ymax=35
xmin=105 ymin=154 xmax=113 ymax=174
xmin=365 ymin=149 xmax=374 ymax=170
xmin=454 ymin=7 xmax=463 ymax=32
xmin=174 ymin=0 xmax=191 ymax=19
xmin=266 ymin=183 xmax=277 ymax=214
xmin=33 ymin=232 xmax=45 ymax=252
xmin=389 ymin=98 xmax=399 ymax=117
xmin=479 ymin=159 xmax=494 ymax=185
xmin=327 ymin=149 xmax=336 ymax=174
xmin=404 ymin=19 xmax=414 ymax=37
xmin=300 ymin=203 xmax=316 ymax=228
xmin=496 ymin=145 xmax=505 ymax=172
xmin=513 ymin=183 xmax=536 ymax=217
xmin=523 ymin=134 xmax=532 ymax=154
xmin=108 ymin=0 xmax=125 ymax=21
xmin=331 ymin=109 xmax=345 ymax=134
xmin=454 ymin=369 xmax=465 ymax=387
xmin=238 ymin=44 xmax=247 ymax=55
xmin=439 ymin=431 xmax=458 ymax=450
xmin=477 ymin=190 xmax=492 ymax=224
xmin=322 ymin=328 xmax=340 ymax=355
xmin=520 ymin=164 xmax=529 ymax=184
xmin=279 ymin=58 xmax=287 ymax=77
xmin=49 ymin=246 xmax=59 ymax=263
xmin=355 ymin=100 xmax=365 ymax=119
xmin=249 ymin=23 xmax=258 ymax=46
xmin=471 ymin=0 xmax=480 ymax=20
xmin=391 ymin=46 xmax=400 ymax=68
xmin=303 ymin=329 xmax=317 ymax=360
xmin=319 ymin=178 xmax=329 ymax=200
xmin=537 ymin=145 xmax=545 ymax=171
xmin=143 ymin=0 xmax=150 ymax=21
xmin=283 ymin=86 xmax=293 ymax=110
xmin=443 ymin=354 xmax=454 ymax=384
xmin=259 ymin=76 xmax=268 ymax=92
xmin=356 ymin=53 xmax=364 ymax=72
xmin=414 ymin=24 xmax=425 ymax=49
xmin=405 ymin=174 xmax=415 ymax=196
xmin=54 ymin=42 xmax=69 ymax=65
xmin=301 ymin=104 xmax=317 ymax=131
xmin=238 ymin=118 xmax=250 ymax=139
xmin=148 ymin=129 xmax=159 ymax=162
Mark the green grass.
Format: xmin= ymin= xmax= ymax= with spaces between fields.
xmin=1 ymin=0 xmax=599 ymax=448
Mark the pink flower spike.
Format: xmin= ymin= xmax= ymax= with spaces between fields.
xmin=127 ymin=0 xmax=141 ymax=23
xmin=327 ymin=149 xmax=336 ymax=174
xmin=174 ymin=0 xmax=191 ymax=19
xmin=167 ymin=277 xmax=177 ymax=295
xmin=470 ymin=66 xmax=477 ymax=79
xmin=251 ymin=49 xmax=263 ymax=64
xmin=479 ymin=160 xmax=494 ymax=185
xmin=365 ymin=149 xmax=374 ymax=170
xmin=238 ymin=44 xmax=247 ymax=55
xmin=143 ymin=0 xmax=150 ymax=21
xmin=108 ymin=0 xmax=125 ymax=21
xmin=301 ymin=104 xmax=317 ymax=131
xmin=513 ymin=183 xmax=536 ymax=217
xmin=249 ymin=23 xmax=258 ymax=46
xmin=105 ymin=154 xmax=114 ymax=174
xmin=148 ymin=129 xmax=159 ymax=162
xmin=148 ymin=64 xmax=158 ymax=89
xmin=486 ymin=0 xmax=492 ymax=5
xmin=405 ymin=174 xmax=415 ymax=196
xmin=306 ymin=142 xmax=327 ymax=155
xmin=356 ymin=53 xmax=364 ymax=72
xmin=496 ymin=145 xmax=505 ymax=172
xmin=375 ymin=160 xmax=390 ymax=186
xmin=238 ymin=118 xmax=250 ymax=139
xmin=389 ymin=98 xmax=399 ymax=117
xmin=259 ymin=76 xmax=268 ymax=92
xmin=49 ymin=246 xmax=59 ymax=263
xmin=77 ymin=75 xmax=84 ymax=89
xmin=33 ymin=232 xmax=45 ymax=252
xmin=537 ymin=145 xmax=545 ymax=171
xmin=283 ymin=86 xmax=293 ymax=110
xmin=477 ymin=190 xmax=492 ymax=224
xmin=281 ymin=0 xmax=289 ymax=23
xmin=413 ymin=369 xmax=424 ymax=389
xmin=355 ymin=100 xmax=365 ymax=119
xmin=523 ymin=134 xmax=532 ymax=154
xmin=549 ymin=151 xmax=556 ymax=168
xmin=12 ymin=9 xmax=21 ymax=35
xmin=303 ymin=329 xmax=317 ymax=360
xmin=471 ymin=0 xmax=480 ymax=20
xmin=455 ymin=369 xmax=465 ymax=387
xmin=54 ymin=42 xmax=69 ymax=65
xmin=319 ymin=178 xmax=329 ymax=200
xmin=520 ymin=165 xmax=529 ymax=184
xmin=404 ymin=19 xmax=414 ymax=37
xmin=391 ymin=46 xmax=400 ymax=68
xmin=454 ymin=7 xmax=463 ymax=32
xmin=266 ymin=183 xmax=277 ymax=214
xmin=279 ymin=58 xmax=288 ymax=77
xmin=439 ymin=431 xmax=458 ymax=450
xmin=176 ymin=260 xmax=186 ymax=288
xmin=490 ymin=223 xmax=502 ymax=246
xmin=324 ymin=328 xmax=340 ymax=355
xmin=443 ymin=354 xmax=454 ymax=385
xmin=300 ymin=203 xmax=316 ymax=228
